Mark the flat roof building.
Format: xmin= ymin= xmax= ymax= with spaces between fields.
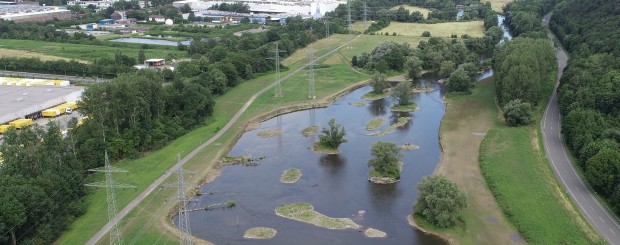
xmin=0 ymin=85 xmax=83 ymax=124
xmin=0 ymin=5 xmax=71 ymax=22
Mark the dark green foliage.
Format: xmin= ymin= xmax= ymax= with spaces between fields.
xmin=493 ymin=37 xmax=556 ymax=106
xmin=503 ymin=0 xmax=556 ymax=37
xmin=318 ymin=119 xmax=347 ymax=150
xmin=138 ymin=48 xmax=146 ymax=64
xmin=446 ymin=65 xmax=474 ymax=93
xmin=438 ymin=60 xmax=456 ymax=78
xmin=391 ymin=81 xmax=413 ymax=105
xmin=421 ymin=31 xmax=431 ymax=37
xmin=0 ymin=124 xmax=86 ymax=244
xmin=585 ymin=148 xmax=620 ymax=196
xmin=368 ymin=141 xmax=402 ymax=179
xmin=414 ymin=175 xmax=467 ymax=228
xmin=404 ymin=55 xmax=423 ymax=81
xmin=502 ymin=99 xmax=534 ymax=126
xmin=208 ymin=2 xmax=250 ymax=13
xmin=369 ymin=73 xmax=388 ymax=93
xmin=550 ymin=0 xmax=620 ymax=57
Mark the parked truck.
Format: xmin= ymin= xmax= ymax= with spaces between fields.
xmin=0 ymin=125 xmax=11 ymax=134
xmin=8 ymin=119 xmax=33 ymax=129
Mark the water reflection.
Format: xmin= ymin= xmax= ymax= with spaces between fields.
xmin=368 ymin=98 xmax=387 ymax=116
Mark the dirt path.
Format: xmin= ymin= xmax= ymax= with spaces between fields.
xmin=432 ymin=79 xmax=521 ymax=244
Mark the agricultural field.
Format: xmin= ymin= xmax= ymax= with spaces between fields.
xmin=484 ymin=0 xmax=512 ymax=12
xmin=377 ymin=21 xmax=485 ymax=38
xmin=390 ymin=5 xmax=431 ymax=18
xmin=0 ymin=39 xmax=186 ymax=62
xmin=0 ymin=48 xmax=88 ymax=63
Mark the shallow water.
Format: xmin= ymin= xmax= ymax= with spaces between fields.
xmin=181 ymin=77 xmax=448 ymax=245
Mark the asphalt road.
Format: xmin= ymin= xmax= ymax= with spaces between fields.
xmin=0 ymin=70 xmax=105 ymax=83
xmin=86 ymin=35 xmax=362 ymax=245
xmin=541 ymin=13 xmax=620 ymax=245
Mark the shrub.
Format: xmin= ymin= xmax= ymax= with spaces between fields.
xmin=503 ymin=99 xmax=534 ymax=126
xmin=414 ymin=175 xmax=467 ymax=227
xmin=422 ymin=31 xmax=431 ymax=37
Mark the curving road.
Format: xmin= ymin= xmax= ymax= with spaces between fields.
xmin=541 ymin=13 xmax=620 ymax=245
xmin=86 ymin=35 xmax=361 ymax=245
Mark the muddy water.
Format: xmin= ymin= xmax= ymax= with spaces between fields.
xmin=182 ymin=77 xmax=448 ymax=245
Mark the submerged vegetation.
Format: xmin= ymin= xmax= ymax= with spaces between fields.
xmin=365 ymin=118 xmax=386 ymax=131
xmin=301 ymin=126 xmax=320 ymax=137
xmin=243 ymin=227 xmax=277 ymax=239
xmin=280 ymin=168 xmax=302 ymax=183
xmin=367 ymin=117 xmax=412 ymax=136
xmin=257 ymin=129 xmax=282 ymax=138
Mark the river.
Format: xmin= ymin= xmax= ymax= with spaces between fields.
xmin=176 ymin=15 xmax=513 ymax=245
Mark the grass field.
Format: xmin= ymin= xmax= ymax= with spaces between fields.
xmin=484 ymin=0 xmax=512 ymax=12
xmin=56 ymin=35 xmax=370 ymax=244
xmin=338 ymin=35 xmax=428 ymax=62
xmin=377 ymin=21 xmax=485 ymax=38
xmin=0 ymin=48 xmax=88 ymax=63
xmin=0 ymin=39 xmax=186 ymax=61
xmin=391 ymin=5 xmax=431 ymax=18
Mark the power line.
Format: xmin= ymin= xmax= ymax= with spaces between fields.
xmin=347 ymin=0 xmax=352 ymax=49
xmin=85 ymin=151 xmax=136 ymax=245
xmin=363 ymin=2 xmax=368 ymax=22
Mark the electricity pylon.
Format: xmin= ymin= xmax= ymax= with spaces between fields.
xmin=347 ymin=0 xmax=352 ymax=49
xmin=267 ymin=42 xmax=286 ymax=97
xmin=308 ymin=48 xmax=316 ymax=99
xmin=85 ymin=151 xmax=136 ymax=245
xmin=164 ymin=155 xmax=193 ymax=245
xmin=363 ymin=2 xmax=368 ymax=22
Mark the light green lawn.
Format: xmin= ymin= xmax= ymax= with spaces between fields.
xmin=378 ymin=21 xmax=485 ymax=38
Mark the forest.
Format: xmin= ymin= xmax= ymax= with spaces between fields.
xmin=552 ymin=0 xmax=620 ymax=214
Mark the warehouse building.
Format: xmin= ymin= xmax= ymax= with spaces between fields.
xmin=0 ymin=5 xmax=71 ymax=22
xmin=0 ymin=85 xmax=83 ymax=124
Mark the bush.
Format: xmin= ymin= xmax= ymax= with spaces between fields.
xmin=391 ymin=81 xmax=413 ymax=105
xmin=369 ymin=73 xmax=388 ymax=93
xmin=422 ymin=31 xmax=431 ymax=37
xmin=318 ymin=119 xmax=347 ymax=150
xmin=414 ymin=175 xmax=467 ymax=228
xmin=503 ymin=99 xmax=534 ymax=126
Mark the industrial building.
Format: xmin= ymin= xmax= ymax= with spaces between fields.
xmin=0 ymin=5 xmax=71 ymax=22
xmin=0 ymin=85 xmax=83 ymax=124
xmin=172 ymin=0 xmax=345 ymax=17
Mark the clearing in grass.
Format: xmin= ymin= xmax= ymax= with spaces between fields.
xmin=0 ymin=48 xmax=88 ymax=63
xmin=377 ymin=21 xmax=485 ymax=38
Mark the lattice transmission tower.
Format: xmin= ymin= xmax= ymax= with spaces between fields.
xmin=347 ymin=0 xmax=352 ymax=49
xmin=85 ymin=151 xmax=136 ymax=245
xmin=267 ymin=42 xmax=286 ymax=97
xmin=164 ymin=155 xmax=194 ymax=245
xmin=308 ymin=48 xmax=316 ymax=99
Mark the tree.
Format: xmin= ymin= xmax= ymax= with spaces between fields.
xmin=318 ymin=119 xmax=347 ymax=150
xmin=368 ymin=141 xmax=402 ymax=179
xmin=438 ymin=61 xmax=456 ymax=78
xmin=414 ymin=175 xmax=468 ymax=227
xmin=446 ymin=66 xmax=473 ymax=93
xmin=585 ymin=148 xmax=620 ymax=196
xmin=392 ymin=81 xmax=413 ymax=105
xmin=503 ymin=99 xmax=534 ymax=126
xmin=137 ymin=48 xmax=145 ymax=64
xmin=369 ymin=73 xmax=388 ymax=94
xmin=405 ymin=56 xmax=423 ymax=81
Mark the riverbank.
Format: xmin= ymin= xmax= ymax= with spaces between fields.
xmin=419 ymin=78 xmax=520 ymax=245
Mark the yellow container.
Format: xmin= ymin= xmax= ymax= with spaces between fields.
xmin=8 ymin=119 xmax=32 ymax=129
xmin=0 ymin=125 xmax=12 ymax=134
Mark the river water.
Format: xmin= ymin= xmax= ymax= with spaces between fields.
xmin=177 ymin=15 xmax=514 ymax=245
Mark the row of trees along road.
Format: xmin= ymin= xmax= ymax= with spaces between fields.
xmin=550 ymin=0 xmax=620 ymax=214
xmin=0 ymin=14 xmax=351 ymax=243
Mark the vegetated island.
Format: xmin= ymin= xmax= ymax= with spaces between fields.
xmin=390 ymin=103 xmax=417 ymax=112
xmin=243 ymin=227 xmax=277 ymax=240
xmin=368 ymin=141 xmax=403 ymax=184
xmin=275 ymin=203 xmax=361 ymax=230
xmin=280 ymin=168 xmax=302 ymax=183
xmin=367 ymin=117 xmax=412 ymax=136
xmin=361 ymin=91 xmax=389 ymax=100
xmin=312 ymin=119 xmax=347 ymax=154
xmin=400 ymin=143 xmax=420 ymax=150
xmin=365 ymin=118 xmax=386 ymax=131
xmin=301 ymin=125 xmax=319 ymax=137
xmin=257 ymin=129 xmax=281 ymax=138
xmin=364 ymin=228 xmax=387 ymax=238
xmin=353 ymin=102 xmax=366 ymax=106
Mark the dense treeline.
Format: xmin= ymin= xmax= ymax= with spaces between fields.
xmin=549 ymin=0 xmax=620 ymax=57
xmin=502 ymin=0 xmax=555 ymax=38
xmin=0 ymin=124 xmax=86 ymax=245
xmin=553 ymin=0 xmax=620 ymax=214
xmin=208 ymin=3 xmax=250 ymax=13
xmin=0 ymin=50 xmax=136 ymax=78
xmin=333 ymin=0 xmax=490 ymax=22
xmin=493 ymin=38 xmax=555 ymax=106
